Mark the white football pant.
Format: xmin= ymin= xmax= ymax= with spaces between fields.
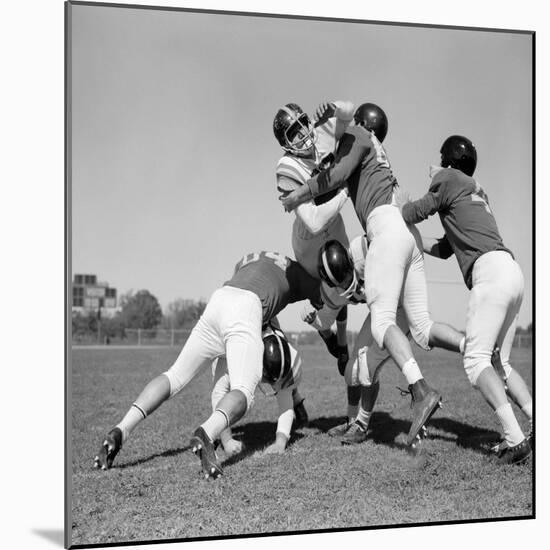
xmin=464 ymin=251 xmax=524 ymax=386
xmin=364 ymin=203 xmax=433 ymax=350
xmin=345 ymin=306 xmax=410 ymax=386
xmin=163 ymin=286 xmax=263 ymax=409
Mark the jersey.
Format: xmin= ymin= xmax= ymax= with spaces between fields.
xmin=276 ymin=116 xmax=350 ymax=277
xmin=401 ymin=167 xmax=512 ymax=289
xmin=306 ymin=126 xmax=397 ymax=230
xmin=225 ymin=251 xmax=322 ymax=325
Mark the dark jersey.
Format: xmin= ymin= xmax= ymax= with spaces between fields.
xmin=401 ymin=168 xmax=512 ymax=289
xmin=224 ymin=251 xmax=322 ymax=325
xmin=306 ymin=126 xmax=397 ymax=229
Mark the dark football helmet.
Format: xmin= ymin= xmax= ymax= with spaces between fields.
xmin=262 ymin=330 xmax=292 ymax=384
xmin=273 ymin=103 xmax=316 ymax=156
xmin=318 ymin=240 xmax=358 ymax=299
xmin=440 ymin=135 xmax=477 ymax=176
xmin=353 ymin=103 xmax=388 ymax=143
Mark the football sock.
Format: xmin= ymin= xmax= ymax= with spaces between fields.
xmin=355 ymin=406 xmax=371 ymax=429
xmin=116 ymin=403 xmax=147 ymax=444
xmin=402 ymin=358 xmax=423 ymax=385
xmin=495 ymin=403 xmax=525 ymax=447
xmin=201 ymin=410 xmax=229 ymax=441
xmin=347 ymin=403 xmax=359 ymax=420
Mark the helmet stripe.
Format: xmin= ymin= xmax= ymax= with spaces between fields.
xmin=321 ymin=251 xmax=340 ymax=287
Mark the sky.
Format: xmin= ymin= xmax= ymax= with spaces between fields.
xmin=69 ymin=4 xmax=533 ymax=332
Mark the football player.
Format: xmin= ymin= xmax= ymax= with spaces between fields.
xmin=281 ymin=103 xmax=459 ymax=445
xmin=212 ymin=322 xmax=303 ymax=456
xmin=273 ymin=100 xmax=356 ymax=428
xmin=94 ymin=251 xmax=322 ymax=479
xmin=305 ymin=236 xmax=465 ymax=446
xmin=395 ymin=135 xmax=533 ymax=464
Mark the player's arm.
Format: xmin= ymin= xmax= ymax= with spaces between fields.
xmin=279 ymin=174 xmax=348 ymax=234
xmin=281 ymin=132 xmax=368 ymax=212
xmin=398 ymin=176 xmax=454 ymax=225
xmin=421 ymin=234 xmax=454 ymax=259
xmin=314 ymin=100 xmax=355 ymax=142
xmin=264 ymin=387 xmax=295 ymax=454
xmin=295 ymin=187 xmax=349 ymax=234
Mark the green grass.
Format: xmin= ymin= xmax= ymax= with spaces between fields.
xmin=70 ymin=345 xmax=533 ymax=546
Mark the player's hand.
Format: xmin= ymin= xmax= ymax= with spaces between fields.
xmin=264 ymin=442 xmax=286 ymax=455
xmin=394 ymin=186 xmax=410 ymax=212
xmin=301 ymin=303 xmax=318 ymax=325
xmin=222 ymin=438 xmax=243 ymax=457
xmin=314 ymin=101 xmax=336 ymax=126
xmin=337 ymin=345 xmax=349 ymax=376
xmin=280 ymin=189 xmax=301 ymax=212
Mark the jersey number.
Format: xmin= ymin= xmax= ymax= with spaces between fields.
xmin=471 ymin=184 xmax=492 ymax=215
xmin=239 ymin=251 xmax=289 ymax=271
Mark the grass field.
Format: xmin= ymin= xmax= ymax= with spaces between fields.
xmin=69 ymin=344 xmax=533 ymax=547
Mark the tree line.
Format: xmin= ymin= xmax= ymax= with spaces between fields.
xmin=72 ymin=288 xmax=533 ymax=344
xmin=71 ymin=290 xmax=207 ymax=342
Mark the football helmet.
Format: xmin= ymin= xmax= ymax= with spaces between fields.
xmin=318 ymin=240 xmax=359 ymax=300
xmin=262 ymin=330 xmax=292 ymax=384
xmin=353 ymin=103 xmax=388 ymax=143
xmin=440 ymin=135 xmax=477 ymax=176
xmin=273 ymin=103 xmax=316 ymax=156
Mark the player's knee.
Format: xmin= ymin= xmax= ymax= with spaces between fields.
xmin=463 ymin=355 xmax=492 ymax=386
xmin=161 ymin=369 xmax=182 ymax=397
xmin=229 ymin=385 xmax=255 ymax=413
xmin=216 ymin=388 xmax=249 ymax=424
xmin=371 ymin=319 xmax=395 ymax=349
xmin=411 ymin=321 xmax=433 ymax=351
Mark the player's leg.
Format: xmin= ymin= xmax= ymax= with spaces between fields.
xmin=366 ymin=210 xmax=441 ymax=445
xmin=495 ymin=266 xmax=532 ymax=435
xmin=403 ymin=227 xmax=464 ymax=353
xmin=192 ymin=289 xmax=264 ymax=478
xmin=464 ymin=254 xmax=528 ymax=462
xmin=94 ymin=300 xmax=224 ymax=470
xmin=212 ymin=358 xmax=243 ymax=456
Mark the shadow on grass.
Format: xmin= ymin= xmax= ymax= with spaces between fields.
xmin=310 ymin=411 xmax=500 ymax=455
xmin=117 ymin=443 xmax=193 ymax=469
xmin=221 ymin=420 xmax=307 ymax=467
xmin=114 ymin=411 xmax=500 ymax=471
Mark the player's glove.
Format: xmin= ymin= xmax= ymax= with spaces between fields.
xmin=337 ymin=345 xmax=349 ymax=377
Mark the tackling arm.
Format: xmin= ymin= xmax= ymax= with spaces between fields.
xmin=421 ymin=234 xmax=454 ymax=259
xmin=281 ymin=132 xmax=368 ymax=211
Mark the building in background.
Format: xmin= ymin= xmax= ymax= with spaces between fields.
xmin=72 ymin=273 xmax=119 ymax=317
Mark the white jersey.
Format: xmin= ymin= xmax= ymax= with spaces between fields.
xmin=276 ymin=106 xmax=353 ymax=278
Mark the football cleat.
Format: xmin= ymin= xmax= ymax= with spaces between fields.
xmin=497 ymin=438 xmax=532 ymax=465
xmin=190 ymin=427 xmax=223 ymax=480
xmin=404 ymin=379 xmax=442 ymax=447
xmin=293 ymin=398 xmax=309 ymax=429
xmin=341 ymin=420 xmax=369 ymax=445
xmin=93 ymin=427 xmax=123 ymax=470
xmin=327 ymin=418 xmax=352 ymax=438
